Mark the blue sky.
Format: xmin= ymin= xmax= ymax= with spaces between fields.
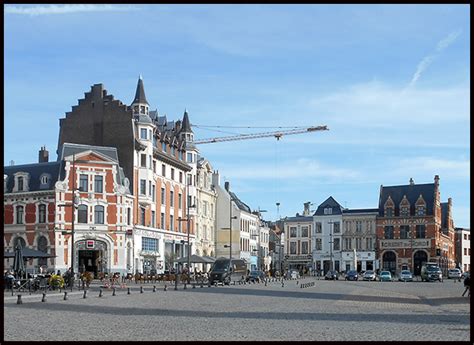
xmin=4 ymin=4 xmax=470 ymax=227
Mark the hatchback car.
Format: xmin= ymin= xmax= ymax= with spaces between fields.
xmin=362 ymin=270 xmax=376 ymax=281
xmin=247 ymin=270 xmax=266 ymax=283
xmin=448 ymin=268 xmax=462 ymax=279
xmin=345 ymin=270 xmax=358 ymax=281
xmin=398 ymin=270 xmax=413 ymax=282
xmin=379 ymin=271 xmax=393 ymax=282
xmin=325 ymin=270 xmax=339 ymax=280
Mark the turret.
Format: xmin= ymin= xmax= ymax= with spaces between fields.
xmin=131 ymin=75 xmax=149 ymax=116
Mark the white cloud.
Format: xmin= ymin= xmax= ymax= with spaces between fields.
xmin=407 ymin=29 xmax=462 ymax=89
xmin=391 ymin=157 xmax=470 ymax=180
xmin=4 ymin=4 xmax=138 ymax=16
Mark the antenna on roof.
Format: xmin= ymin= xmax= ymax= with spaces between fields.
xmin=9 ymin=160 xmax=14 ymax=166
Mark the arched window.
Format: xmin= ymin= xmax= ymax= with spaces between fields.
xmin=78 ymin=205 xmax=88 ymax=223
xmin=16 ymin=205 xmax=24 ymax=224
xmin=14 ymin=236 xmax=26 ymax=249
xmin=94 ymin=205 xmax=104 ymax=224
xmin=37 ymin=236 xmax=48 ymax=267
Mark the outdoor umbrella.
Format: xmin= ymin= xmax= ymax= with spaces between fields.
xmin=174 ymin=254 xmax=208 ymax=264
xmin=202 ymin=256 xmax=216 ymax=263
xmin=4 ymin=247 xmax=56 ymax=258
xmin=12 ymin=244 xmax=26 ymax=279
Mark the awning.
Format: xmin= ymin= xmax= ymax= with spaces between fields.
xmin=4 ymin=247 xmax=56 ymax=258
xmin=174 ymin=254 xmax=209 ymax=264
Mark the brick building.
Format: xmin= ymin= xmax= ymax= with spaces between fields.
xmin=376 ymin=176 xmax=455 ymax=276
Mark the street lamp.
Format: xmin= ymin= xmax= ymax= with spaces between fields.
xmin=328 ymin=221 xmax=335 ymax=272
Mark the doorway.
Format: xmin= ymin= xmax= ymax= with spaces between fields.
xmin=413 ymin=250 xmax=428 ymax=276
xmin=79 ymin=250 xmax=104 ymax=278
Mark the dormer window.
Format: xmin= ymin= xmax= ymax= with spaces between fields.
xmin=13 ymin=173 xmax=29 ymax=192
xmin=162 ymin=142 xmax=167 ymax=152
xmin=134 ymin=106 xmax=139 ymax=114
xmin=4 ymin=175 xmax=8 ymax=191
xmin=18 ymin=177 xmax=24 ymax=191
xmin=140 ymin=128 xmax=147 ymax=140
xmin=41 ymin=175 xmax=48 ymax=184
xmin=324 ymin=207 xmax=332 ymax=215
xmin=400 ymin=207 xmax=409 ymax=217
xmin=416 ymin=206 xmax=425 ymax=216
xmin=171 ymin=147 xmax=175 ymax=156
xmin=140 ymin=105 xmax=146 ymax=114
xmin=385 ymin=207 xmax=393 ymax=217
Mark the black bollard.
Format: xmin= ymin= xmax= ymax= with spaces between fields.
xmin=17 ymin=294 xmax=23 ymax=304
xmin=164 ymin=284 xmax=167 ymax=291
xmin=99 ymin=289 xmax=103 ymax=297
xmin=282 ymin=281 xmax=284 ymax=287
xmin=112 ymin=288 xmax=116 ymax=296
xmin=63 ymin=291 xmax=68 ymax=300
xmin=184 ymin=283 xmax=187 ymax=290
xmin=83 ymin=290 xmax=87 ymax=299
xmin=153 ymin=286 xmax=156 ymax=292
xmin=140 ymin=286 xmax=144 ymax=293
xmin=265 ymin=280 xmax=267 ymax=286
xmin=200 ymin=283 xmax=203 ymax=288
xmin=42 ymin=293 xmax=47 ymax=302
xmin=128 ymin=287 xmax=131 ymax=295
xmin=192 ymin=283 xmax=196 ymax=289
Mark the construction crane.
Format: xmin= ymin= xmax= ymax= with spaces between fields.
xmin=193 ymin=125 xmax=329 ymax=144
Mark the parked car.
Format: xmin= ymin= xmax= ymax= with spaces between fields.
xmin=447 ymin=268 xmax=462 ymax=279
xmin=379 ymin=271 xmax=393 ymax=282
xmin=209 ymin=258 xmax=247 ymax=285
xmin=398 ymin=270 xmax=413 ymax=282
xmin=421 ymin=264 xmax=443 ymax=282
xmin=247 ymin=270 xmax=266 ymax=283
xmin=362 ymin=270 xmax=376 ymax=281
xmin=325 ymin=270 xmax=339 ymax=280
xmin=345 ymin=270 xmax=358 ymax=281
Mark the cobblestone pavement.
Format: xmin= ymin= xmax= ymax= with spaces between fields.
xmin=3 ymin=277 xmax=470 ymax=341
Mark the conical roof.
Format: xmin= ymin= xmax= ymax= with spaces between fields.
xmin=181 ymin=109 xmax=193 ymax=133
xmin=132 ymin=75 xmax=149 ymax=105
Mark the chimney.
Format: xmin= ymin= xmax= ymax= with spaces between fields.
xmin=434 ymin=175 xmax=440 ymax=186
xmin=39 ymin=146 xmax=49 ymax=163
xmin=448 ymin=197 xmax=452 ymax=206
xmin=224 ymin=181 xmax=230 ymax=192
xmin=9 ymin=160 xmax=14 ymax=166
xmin=303 ymin=202 xmax=311 ymax=216
xmin=212 ymin=170 xmax=220 ymax=187
xmin=409 ymin=178 xmax=414 ymax=185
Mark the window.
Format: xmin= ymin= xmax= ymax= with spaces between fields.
xmin=187 ymin=195 xmax=192 ymax=209
xmin=16 ymin=205 xmax=24 ymax=224
xmin=94 ymin=205 xmax=104 ymax=224
xmin=149 ymin=181 xmax=152 ymax=196
xmin=178 ymin=193 xmax=182 ymax=209
xmin=151 ymin=211 xmax=155 ymax=228
xmin=152 ymin=185 xmax=156 ymax=202
xmin=38 ymin=204 xmax=47 ymax=223
xmin=79 ymin=174 xmax=88 ymax=192
xmin=40 ymin=175 xmax=49 ymax=184
xmin=384 ymin=226 xmax=394 ymax=239
xmin=356 ymin=221 xmax=362 ymax=233
xmin=140 ymin=180 xmax=146 ymax=195
xmin=290 ymin=242 xmax=297 ymax=254
xmin=94 ymin=176 xmax=103 ymax=193
xmin=37 ymin=236 xmax=48 ymax=267
xmin=315 ymin=222 xmax=322 ymax=233
xmin=366 ymin=237 xmax=373 ymax=250
xmin=333 ymin=222 xmax=340 ymax=233
xmin=301 ymin=226 xmax=309 ymax=238
xmin=179 ymin=151 xmax=183 ymax=160
xmin=153 ymin=160 xmax=156 ymax=173
xmin=179 ymin=172 xmax=183 ymax=183
xmin=356 ymin=238 xmax=362 ymax=250
xmin=416 ymin=206 xmax=425 ymax=216
xmin=161 ymin=213 xmax=165 ymax=229
xmin=399 ymin=225 xmax=410 ymax=239
xmin=14 ymin=237 xmax=26 ymax=249
xmin=415 ymin=225 xmax=426 ymax=238
xmin=170 ymin=215 xmax=174 ymax=231
xmin=171 ymin=147 xmax=175 ymax=156
xmin=170 ymin=191 xmax=174 ymax=207
xmin=162 ymin=142 xmax=167 ymax=152
xmin=140 ymin=154 xmax=147 ymax=167
xmin=142 ymin=237 xmax=158 ymax=252
xmin=140 ymin=105 xmax=146 ymax=114
xmin=171 ymin=168 xmax=175 ymax=180
xmin=385 ymin=207 xmax=393 ymax=217
xmin=316 ymin=238 xmax=322 ymax=250
xmin=140 ymin=207 xmax=146 ymax=226
xmin=400 ymin=206 xmax=409 ymax=217
xmin=324 ymin=207 xmax=332 ymax=215
xmin=333 ymin=238 xmax=340 ymax=251
xmin=140 ymin=128 xmax=147 ymax=140
xmin=162 ymin=164 xmax=166 ymax=177
xmin=187 ymin=153 xmax=193 ymax=163
xmin=18 ymin=177 xmax=24 ymax=191
xmin=464 ymin=234 xmax=467 ymax=240
xmin=152 ymin=136 xmax=157 ymax=147
xmin=134 ymin=105 xmax=139 ymax=114
xmin=203 ymin=201 xmax=208 ymax=216
xmin=301 ymin=242 xmax=309 ymax=254
xmin=345 ymin=238 xmax=352 ymax=250
xmin=78 ymin=205 xmax=88 ymax=223
xmin=464 ymin=248 xmax=467 ymax=255
xmin=289 ymin=227 xmax=297 ymax=238
xmin=127 ymin=208 xmax=131 ymax=225
xmin=161 ymin=188 xmax=165 ymax=204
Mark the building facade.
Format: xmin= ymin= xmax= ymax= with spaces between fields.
xmin=455 ymin=227 xmax=470 ymax=273
xmin=376 ymin=176 xmax=456 ymax=276
xmin=284 ymin=211 xmax=313 ymax=273
xmin=312 ymin=197 xmax=344 ymax=274
xmin=341 ymin=208 xmax=378 ymax=272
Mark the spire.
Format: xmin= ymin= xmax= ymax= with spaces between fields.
xmin=181 ymin=109 xmax=193 ymax=133
xmin=132 ymin=75 xmax=148 ymax=105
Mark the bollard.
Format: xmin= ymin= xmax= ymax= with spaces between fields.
xmin=127 ymin=287 xmax=131 ymax=294
xmin=112 ymin=288 xmax=116 ymax=296
xmin=83 ymin=290 xmax=87 ymax=299
xmin=17 ymin=294 xmax=23 ymax=304
xmin=164 ymin=284 xmax=167 ymax=291
xmin=265 ymin=280 xmax=267 ymax=286
xmin=153 ymin=286 xmax=156 ymax=292
xmin=183 ymin=283 xmax=187 ymax=289
xmin=42 ymin=293 xmax=47 ymax=302
xmin=63 ymin=291 xmax=68 ymax=300
xmin=200 ymin=283 xmax=203 ymax=288
xmin=140 ymin=286 xmax=144 ymax=293
xmin=192 ymin=283 xmax=196 ymax=289
xmin=297 ymin=281 xmax=299 ymax=285
xmin=208 ymin=282 xmax=211 ymax=287
xmin=99 ymin=289 xmax=103 ymax=297
xmin=282 ymin=281 xmax=284 ymax=287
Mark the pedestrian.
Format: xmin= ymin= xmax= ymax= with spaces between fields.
xmin=461 ymin=273 xmax=470 ymax=297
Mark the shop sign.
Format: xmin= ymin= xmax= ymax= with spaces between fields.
xmin=86 ymin=240 xmax=95 ymax=249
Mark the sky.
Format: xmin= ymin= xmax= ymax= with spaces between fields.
xmin=4 ymin=4 xmax=470 ymax=227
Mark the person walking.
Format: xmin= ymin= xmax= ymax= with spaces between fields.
xmin=461 ymin=273 xmax=470 ymax=297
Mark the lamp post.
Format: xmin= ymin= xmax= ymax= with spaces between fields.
xmin=328 ymin=221 xmax=334 ymax=272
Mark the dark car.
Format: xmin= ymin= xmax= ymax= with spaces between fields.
xmin=421 ymin=264 xmax=443 ymax=282
xmin=325 ymin=270 xmax=339 ymax=280
xmin=247 ymin=270 xmax=266 ymax=283
xmin=209 ymin=258 xmax=247 ymax=285
xmin=345 ymin=270 xmax=358 ymax=281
